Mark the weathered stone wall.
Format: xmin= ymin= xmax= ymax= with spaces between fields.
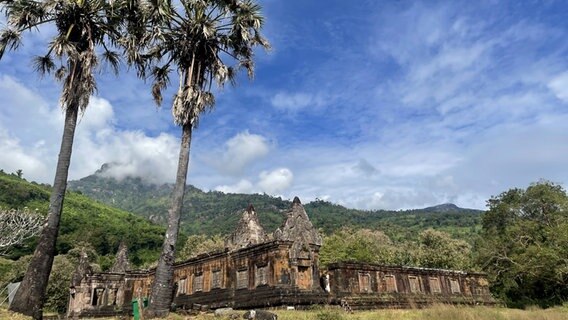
xmin=172 ymin=240 xmax=316 ymax=309
xmin=327 ymin=262 xmax=494 ymax=309
xmin=68 ymin=273 xmax=128 ymax=318
xmin=67 ymin=199 xmax=495 ymax=317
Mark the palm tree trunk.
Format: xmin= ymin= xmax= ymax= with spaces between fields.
xmin=146 ymin=123 xmax=192 ymax=317
xmin=9 ymin=104 xmax=79 ymax=320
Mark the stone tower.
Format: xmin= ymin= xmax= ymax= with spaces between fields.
xmin=110 ymin=241 xmax=131 ymax=273
xmin=225 ymin=204 xmax=269 ymax=250
xmin=273 ymin=196 xmax=322 ymax=249
xmin=273 ymin=197 xmax=322 ymax=290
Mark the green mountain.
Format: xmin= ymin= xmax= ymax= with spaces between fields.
xmin=0 ymin=170 xmax=164 ymax=267
xmin=69 ymin=164 xmax=484 ymax=242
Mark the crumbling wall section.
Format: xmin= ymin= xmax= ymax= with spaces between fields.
xmin=326 ymin=262 xmax=495 ymax=309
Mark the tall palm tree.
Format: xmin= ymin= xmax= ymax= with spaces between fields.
xmin=140 ymin=0 xmax=270 ymax=316
xmin=0 ymin=0 xmax=127 ymax=318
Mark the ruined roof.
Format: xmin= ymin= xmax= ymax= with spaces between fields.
xmin=273 ymin=197 xmax=322 ymax=246
xmin=109 ymin=241 xmax=131 ymax=273
xmin=225 ymin=204 xmax=269 ymax=250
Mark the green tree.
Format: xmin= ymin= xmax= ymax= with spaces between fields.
xmin=137 ymin=1 xmax=270 ymax=316
xmin=476 ymin=181 xmax=568 ymax=307
xmin=320 ymin=228 xmax=398 ymax=267
xmin=0 ymin=1 xmax=128 ymax=317
xmin=415 ymin=229 xmax=472 ymax=270
xmin=43 ymin=255 xmax=75 ymax=314
xmin=178 ymin=234 xmax=225 ymax=261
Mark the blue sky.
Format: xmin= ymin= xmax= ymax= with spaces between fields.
xmin=1 ymin=0 xmax=568 ymax=210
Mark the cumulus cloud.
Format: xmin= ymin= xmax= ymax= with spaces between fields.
xmin=548 ymin=71 xmax=568 ymax=103
xmin=214 ymin=179 xmax=255 ymax=194
xmin=80 ymin=131 xmax=180 ymax=184
xmin=0 ymin=129 xmax=49 ymax=180
xmin=258 ymin=168 xmax=294 ymax=194
xmin=212 ymin=131 xmax=270 ymax=175
xmin=0 ymin=75 xmax=180 ymax=184
xmin=214 ymin=167 xmax=294 ymax=195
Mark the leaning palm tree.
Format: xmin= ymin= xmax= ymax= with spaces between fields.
xmin=0 ymin=0 xmax=128 ymax=318
xmin=139 ymin=0 xmax=270 ymax=316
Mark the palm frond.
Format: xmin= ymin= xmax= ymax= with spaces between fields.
xmin=55 ymin=66 xmax=67 ymax=82
xmin=32 ymin=54 xmax=56 ymax=76
xmin=6 ymin=0 xmax=48 ymax=29
xmin=151 ymin=65 xmax=171 ymax=106
xmin=254 ymin=30 xmax=271 ymax=50
xmin=142 ymin=0 xmax=270 ymax=126
xmin=50 ymin=34 xmax=77 ymax=58
xmin=102 ymin=50 xmax=120 ymax=75
xmin=226 ymin=66 xmax=236 ymax=86
xmin=238 ymin=59 xmax=254 ymax=79
xmin=0 ymin=28 xmax=22 ymax=59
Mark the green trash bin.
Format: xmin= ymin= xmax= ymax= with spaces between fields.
xmin=143 ymin=297 xmax=149 ymax=308
xmin=132 ymin=299 xmax=140 ymax=320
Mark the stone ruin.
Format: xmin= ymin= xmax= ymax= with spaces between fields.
xmin=225 ymin=204 xmax=269 ymax=250
xmin=67 ymin=197 xmax=495 ymax=318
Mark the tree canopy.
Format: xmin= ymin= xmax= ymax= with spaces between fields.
xmin=476 ymin=180 xmax=568 ymax=307
xmin=319 ymin=227 xmax=472 ymax=271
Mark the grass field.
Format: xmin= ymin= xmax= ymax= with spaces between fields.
xmin=2 ymin=305 xmax=568 ymax=320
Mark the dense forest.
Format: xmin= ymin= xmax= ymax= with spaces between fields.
xmin=68 ymin=164 xmax=483 ymax=242
xmin=3 ymin=168 xmax=567 ymax=310
xmin=0 ymin=170 xmax=165 ymax=266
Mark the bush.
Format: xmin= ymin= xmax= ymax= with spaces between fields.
xmin=316 ymin=309 xmax=346 ymax=320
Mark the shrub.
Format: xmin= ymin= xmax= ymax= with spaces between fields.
xmin=316 ymin=309 xmax=347 ymax=320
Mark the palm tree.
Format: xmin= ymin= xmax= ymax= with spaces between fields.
xmin=139 ymin=0 xmax=270 ymax=316
xmin=0 ymin=0 xmax=127 ymax=318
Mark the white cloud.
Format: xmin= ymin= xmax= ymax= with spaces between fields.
xmin=77 ymin=130 xmax=180 ymax=184
xmin=258 ymin=168 xmax=294 ymax=194
xmin=212 ymin=131 xmax=270 ymax=175
xmin=548 ymin=71 xmax=568 ymax=103
xmin=214 ymin=167 xmax=294 ymax=195
xmin=214 ymin=179 xmax=255 ymax=194
xmin=2 ymin=1 xmax=568 ymax=213
xmin=0 ymin=129 xmax=49 ymax=180
xmin=301 ymin=115 xmax=567 ymax=210
xmin=270 ymin=91 xmax=326 ymax=112
xmin=0 ymin=75 xmax=180 ymax=184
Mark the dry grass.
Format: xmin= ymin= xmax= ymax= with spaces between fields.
xmin=0 ymin=308 xmax=32 ymax=319
xmin=187 ymin=305 xmax=568 ymax=320
xmin=2 ymin=305 xmax=568 ymax=320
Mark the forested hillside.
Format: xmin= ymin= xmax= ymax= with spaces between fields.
xmin=0 ymin=170 xmax=164 ymax=267
xmin=69 ymin=164 xmax=484 ymax=242
xmin=4 ymin=166 xmax=565 ymax=308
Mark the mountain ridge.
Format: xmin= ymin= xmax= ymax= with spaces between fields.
xmin=68 ymin=164 xmax=484 ymax=242
xmin=77 ymin=163 xmax=481 ymax=213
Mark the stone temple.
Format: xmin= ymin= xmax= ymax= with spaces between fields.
xmin=67 ymin=197 xmax=494 ymax=318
